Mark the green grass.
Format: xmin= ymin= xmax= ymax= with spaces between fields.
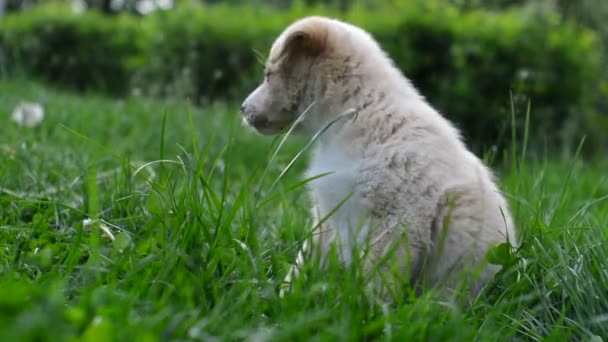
xmin=1 ymin=79 xmax=607 ymax=341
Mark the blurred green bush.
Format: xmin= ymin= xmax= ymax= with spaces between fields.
xmin=0 ymin=3 xmax=145 ymax=94
xmin=0 ymin=1 xmax=604 ymax=150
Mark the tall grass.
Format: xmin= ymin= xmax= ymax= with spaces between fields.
xmin=0 ymin=79 xmax=607 ymax=340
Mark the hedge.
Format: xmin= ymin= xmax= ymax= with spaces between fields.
xmin=0 ymin=1 xmax=604 ymax=150
xmin=0 ymin=4 xmax=146 ymax=94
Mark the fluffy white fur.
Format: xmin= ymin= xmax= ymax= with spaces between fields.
xmin=241 ymin=16 xmax=516 ymax=298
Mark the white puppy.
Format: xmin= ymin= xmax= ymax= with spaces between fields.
xmin=241 ymin=16 xmax=516 ymax=298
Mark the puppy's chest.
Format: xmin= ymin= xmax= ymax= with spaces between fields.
xmin=305 ymin=145 xmax=363 ymax=214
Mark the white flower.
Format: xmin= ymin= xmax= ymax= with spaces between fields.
xmin=157 ymin=0 xmax=174 ymax=10
xmin=136 ymin=0 xmax=174 ymax=15
xmin=110 ymin=0 xmax=124 ymax=11
xmin=517 ymin=68 xmax=531 ymax=80
xmin=82 ymin=218 xmax=115 ymax=241
xmin=136 ymin=0 xmax=156 ymax=14
xmin=11 ymin=101 xmax=44 ymax=127
xmin=71 ymin=0 xmax=87 ymax=13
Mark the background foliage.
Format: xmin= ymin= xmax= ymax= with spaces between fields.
xmin=0 ymin=5 xmax=144 ymax=94
xmin=0 ymin=0 xmax=606 ymax=150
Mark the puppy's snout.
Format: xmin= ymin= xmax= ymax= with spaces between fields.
xmin=242 ymin=86 xmax=262 ymax=115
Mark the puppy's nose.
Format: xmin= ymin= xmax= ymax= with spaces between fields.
xmin=240 ymin=103 xmax=246 ymax=113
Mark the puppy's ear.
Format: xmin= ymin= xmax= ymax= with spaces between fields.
xmin=277 ymin=26 xmax=328 ymax=61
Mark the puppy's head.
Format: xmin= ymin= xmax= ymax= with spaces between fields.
xmin=240 ymin=17 xmax=332 ymax=135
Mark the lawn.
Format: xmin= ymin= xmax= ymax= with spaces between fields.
xmin=1 ymin=79 xmax=607 ymax=341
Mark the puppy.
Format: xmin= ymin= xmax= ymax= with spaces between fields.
xmin=241 ymin=16 xmax=516 ymax=298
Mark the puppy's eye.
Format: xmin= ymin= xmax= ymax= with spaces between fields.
xmin=265 ymin=71 xmax=272 ymax=79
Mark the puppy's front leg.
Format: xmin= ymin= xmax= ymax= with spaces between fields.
xmin=280 ymin=206 xmax=328 ymax=297
xmin=279 ymin=238 xmax=309 ymax=298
